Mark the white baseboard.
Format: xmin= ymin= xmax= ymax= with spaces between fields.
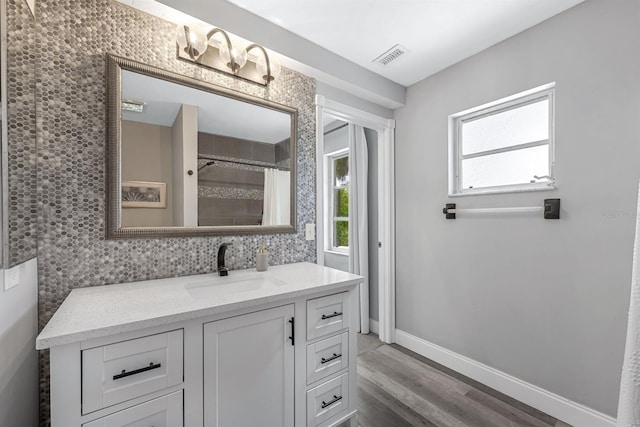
xmin=369 ymin=318 xmax=379 ymax=334
xmin=395 ymin=329 xmax=616 ymax=427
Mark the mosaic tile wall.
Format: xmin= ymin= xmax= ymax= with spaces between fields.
xmin=5 ymin=0 xmax=37 ymax=267
xmin=36 ymin=1 xmax=316 ymax=424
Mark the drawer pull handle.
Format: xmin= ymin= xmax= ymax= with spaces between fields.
xmin=321 ymin=353 xmax=342 ymax=364
xmin=321 ymin=395 xmax=342 ymax=409
xmin=321 ymin=311 xmax=342 ymax=320
xmin=113 ymin=362 xmax=161 ymax=380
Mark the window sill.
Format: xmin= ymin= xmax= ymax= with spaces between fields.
xmin=449 ymin=184 xmax=556 ymax=198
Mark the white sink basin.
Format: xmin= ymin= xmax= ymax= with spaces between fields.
xmin=185 ymin=274 xmax=287 ymax=299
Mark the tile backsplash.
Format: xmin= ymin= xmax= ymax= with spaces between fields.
xmin=33 ymin=1 xmax=316 ymax=423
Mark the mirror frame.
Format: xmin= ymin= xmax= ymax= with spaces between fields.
xmin=106 ymin=54 xmax=297 ymax=238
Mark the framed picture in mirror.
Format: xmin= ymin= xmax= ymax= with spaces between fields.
xmin=121 ymin=181 xmax=167 ymax=209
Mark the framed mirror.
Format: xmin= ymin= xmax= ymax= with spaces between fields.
xmin=106 ymin=55 xmax=297 ymax=238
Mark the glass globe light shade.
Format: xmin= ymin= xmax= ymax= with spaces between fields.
xmin=270 ymin=61 xmax=281 ymax=79
xmin=256 ymin=53 xmax=281 ymax=82
xmin=218 ymin=42 xmax=247 ymax=72
xmin=218 ymin=42 xmax=232 ymax=68
xmin=175 ymin=24 xmax=207 ymax=60
xmin=233 ymin=44 xmax=248 ymax=69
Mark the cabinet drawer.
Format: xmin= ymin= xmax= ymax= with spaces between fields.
xmin=82 ymin=390 xmax=183 ymax=427
xmin=306 ymin=332 xmax=349 ymax=385
xmin=307 ymin=293 xmax=348 ymax=341
xmin=82 ymin=330 xmax=183 ymax=414
xmin=307 ymin=373 xmax=349 ymax=426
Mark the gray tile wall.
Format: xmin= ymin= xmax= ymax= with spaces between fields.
xmin=198 ymin=132 xmax=279 ymax=226
xmin=36 ymin=1 xmax=316 ymax=424
xmin=198 ymin=132 xmax=279 ymax=163
xmin=276 ymin=138 xmax=291 ymax=164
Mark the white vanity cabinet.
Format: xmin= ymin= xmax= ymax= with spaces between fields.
xmin=203 ymin=304 xmax=295 ymax=427
xmin=37 ymin=262 xmax=362 ymax=427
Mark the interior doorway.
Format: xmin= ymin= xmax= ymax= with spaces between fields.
xmin=315 ymin=96 xmax=396 ymax=343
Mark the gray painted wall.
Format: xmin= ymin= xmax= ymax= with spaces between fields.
xmin=0 ymin=259 xmax=39 ymax=427
xmin=394 ymin=0 xmax=640 ymax=416
xmin=324 ymin=252 xmax=349 ymax=272
xmin=121 ymin=121 xmax=174 ymax=227
xmin=323 ymin=122 xmax=349 ymax=155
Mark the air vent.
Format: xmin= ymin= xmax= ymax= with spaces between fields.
xmin=372 ymin=44 xmax=408 ymax=66
xmin=121 ymin=99 xmax=145 ymax=113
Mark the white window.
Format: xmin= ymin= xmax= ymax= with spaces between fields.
xmin=449 ymin=83 xmax=555 ymax=196
xmin=327 ymin=150 xmax=349 ymax=252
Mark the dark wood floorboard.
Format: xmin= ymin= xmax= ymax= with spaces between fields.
xmin=354 ymin=334 xmax=570 ymax=427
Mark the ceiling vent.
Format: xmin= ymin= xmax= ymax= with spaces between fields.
xmin=372 ymin=44 xmax=408 ymax=66
xmin=121 ymin=99 xmax=145 ymax=113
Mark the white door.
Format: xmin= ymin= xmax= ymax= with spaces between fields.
xmin=203 ymin=305 xmax=295 ymax=427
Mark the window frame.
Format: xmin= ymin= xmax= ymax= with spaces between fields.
xmin=448 ymin=83 xmax=556 ymax=197
xmin=326 ymin=148 xmax=349 ymax=254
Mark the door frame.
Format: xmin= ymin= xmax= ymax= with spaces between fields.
xmin=315 ymin=95 xmax=396 ymax=343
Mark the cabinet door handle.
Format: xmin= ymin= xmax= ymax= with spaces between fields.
xmin=113 ymin=362 xmax=161 ymax=380
xmin=288 ymin=317 xmax=295 ymax=346
xmin=320 ymin=353 xmax=342 ymax=364
xmin=321 ymin=311 xmax=342 ymax=320
xmin=321 ymin=395 xmax=342 ymax=409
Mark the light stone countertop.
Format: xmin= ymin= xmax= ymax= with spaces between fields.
xmin=36 ymin=262 xmax=363 ymax=350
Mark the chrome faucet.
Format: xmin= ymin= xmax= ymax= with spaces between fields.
xmin=217 ymin=242 xmax=233 ymax=276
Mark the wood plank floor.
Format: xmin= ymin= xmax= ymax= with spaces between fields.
xmin=353 ymin=334 xmax=572 ymax=427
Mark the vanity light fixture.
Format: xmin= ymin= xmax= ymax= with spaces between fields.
xmin=176 ymin=23 xmax=280 ymax=86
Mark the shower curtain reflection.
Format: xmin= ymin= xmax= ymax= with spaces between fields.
xmin=263 ymin=169 xmax=291 ymax=225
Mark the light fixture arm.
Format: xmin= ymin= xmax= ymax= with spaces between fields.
xmin=206 ymin=28 xmax=238 ymax=73
xmin=246 ymin=43 xmax=272 ymax=83
xmin=183 ymin=25 xmax=198 ymax=61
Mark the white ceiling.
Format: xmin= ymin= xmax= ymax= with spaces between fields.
xmin=121 ymin=70 xmax=291 ymax=144
xmin=225 ymin=0 xmax=584 ymax=86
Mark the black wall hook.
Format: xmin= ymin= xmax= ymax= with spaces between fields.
xmin=442 ymin=203 xmax=456 ymax=219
